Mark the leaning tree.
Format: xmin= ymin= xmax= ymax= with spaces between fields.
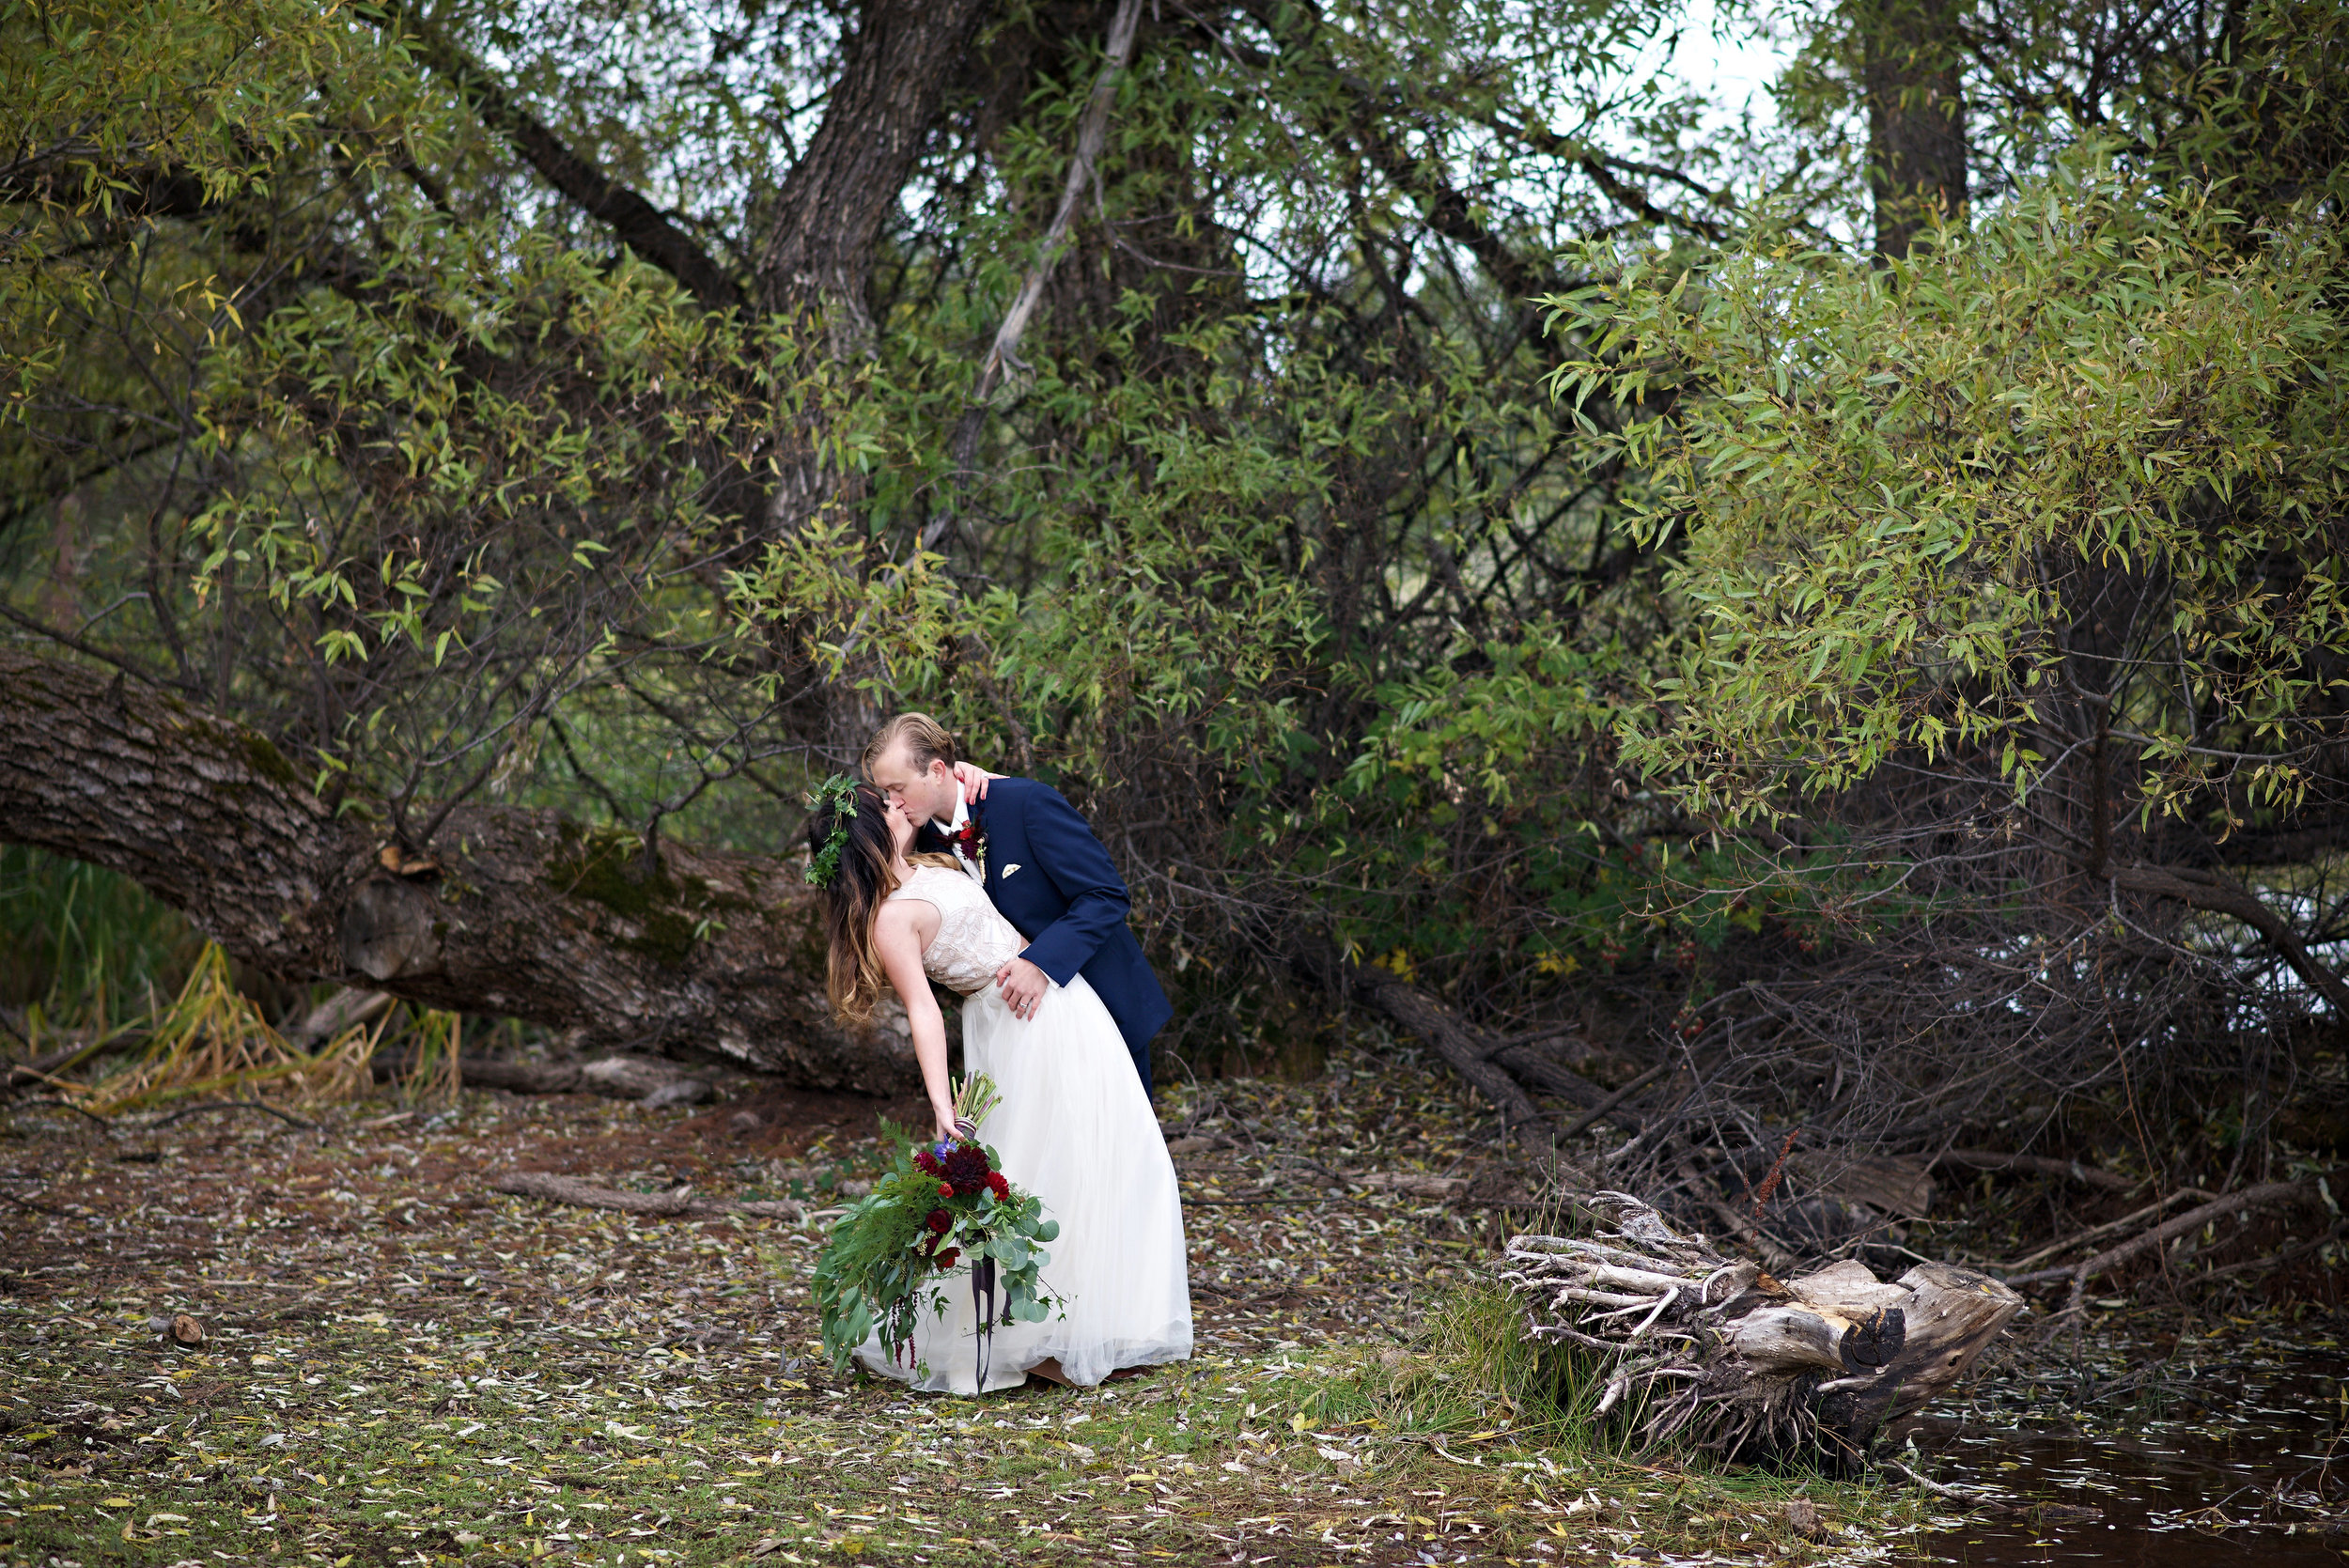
xmin=8 ymin=0 xmax=2348 ymax=1254
xmin=0 ymin=0 xmax=1744 ymax=1109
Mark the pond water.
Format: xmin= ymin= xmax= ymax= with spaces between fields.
xmin=1898 ymin=1346 xmax=2349 ymax=1565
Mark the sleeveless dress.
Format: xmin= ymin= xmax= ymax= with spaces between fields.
xmin=852 ymin=863 xmax=1193 ymax=1393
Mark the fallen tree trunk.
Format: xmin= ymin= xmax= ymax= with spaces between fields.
xmin=1498 ymin=1190 xmax=2022 ymax=1467
xmin=489 ymin=1171 xmax=807 ymax=1221
xmin=1343 ymin=961 xmax=1559 ymax=1133
xmin=0 ymin=647 xmax=1548 ymax=1113
xmin=403 ymin=1053 xmax=715 ymax=1107
xmin=0 ymin=648 xmax=916 ymax=1093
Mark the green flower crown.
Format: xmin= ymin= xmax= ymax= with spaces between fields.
xmin=803 ymin=774 xmax=863 ymax=889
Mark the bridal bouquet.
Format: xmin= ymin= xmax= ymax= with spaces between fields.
xmin=813 ymin=1075 xmax=1060 ymax=1382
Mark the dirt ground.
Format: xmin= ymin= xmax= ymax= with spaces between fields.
xmin=2 ymin=1050 xmax=1915 ymax=1568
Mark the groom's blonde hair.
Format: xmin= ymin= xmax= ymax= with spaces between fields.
xmin=863 ymin=711 xmax=958 ymax=777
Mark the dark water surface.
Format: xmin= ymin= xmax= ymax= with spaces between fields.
xmin=1898 ymin=1345 xmax=2349 ymax=1565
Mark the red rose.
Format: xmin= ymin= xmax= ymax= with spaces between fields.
xmin=935 ymin=1249 xmax=959 ymax=1270
xmin=938 ymin=1181 xmax=954 ymax=1197
xmin=987 ymin=1172 xmax=1010 ymax=1199
xmin=926 ymin=1208 xmax=951 ymax=1234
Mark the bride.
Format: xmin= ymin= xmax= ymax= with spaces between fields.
xmin=804 ymin=778 xmax=1192 ymax=1393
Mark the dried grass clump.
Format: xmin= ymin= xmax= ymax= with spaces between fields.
xmin=76 ymin=942 xmax=384 ymax=1113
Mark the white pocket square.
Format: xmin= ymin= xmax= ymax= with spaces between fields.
xmin=1002 ymin=863 xmax=1021 ymax=877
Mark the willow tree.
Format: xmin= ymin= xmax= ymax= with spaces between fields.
xmin=0 ymin=0 xmax=1736 ymax=1110
xmin=1545 ymin=126 xmax=2349 ymax=1203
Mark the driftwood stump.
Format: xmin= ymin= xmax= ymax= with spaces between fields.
xmin=1499 ymin=1191 xmax=2022 ymax=1466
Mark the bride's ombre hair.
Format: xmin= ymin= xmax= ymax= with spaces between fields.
xmin=808 ymin=782 xmax=902 ymax=1022
xmin=807 ymin=781 xmax=958 ymax=1021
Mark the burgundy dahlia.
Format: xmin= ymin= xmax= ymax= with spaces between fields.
xmin=941 ymin=1141 xmax=992 ymax=1195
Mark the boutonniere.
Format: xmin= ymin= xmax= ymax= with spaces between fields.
xmin=952 ymin=814 xmax=987 ymax=875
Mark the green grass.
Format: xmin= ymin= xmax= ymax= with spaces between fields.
xmin=2 ymin=1071 xmax=1954 ymax=1568
xmin=1 ymin=1305 xmax=1929 ymax=1568
xmin=0 ymin=845 xmax=198 ymax=1040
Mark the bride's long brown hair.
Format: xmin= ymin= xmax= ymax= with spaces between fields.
xmin=807 ymin=782 xmax=957 ymax=1022
xmin=809 ymin=783 xmax=901 ymax=1022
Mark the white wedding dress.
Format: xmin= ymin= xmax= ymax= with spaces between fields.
xmin=852 ymin=863 xmax=1192 ymax=1393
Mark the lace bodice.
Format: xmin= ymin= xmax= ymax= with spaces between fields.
xmin=889 ymin=864 xmax=1028 ymax=995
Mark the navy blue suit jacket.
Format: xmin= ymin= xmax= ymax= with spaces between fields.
xmin=917 ymin=777 xmax=1170 ymax=1095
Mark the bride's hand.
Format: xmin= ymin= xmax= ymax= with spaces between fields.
xmin=932 ymin=1106 xmax=959 ymax=1143
xmin=951 ymin=761 xmax=999 ymax=804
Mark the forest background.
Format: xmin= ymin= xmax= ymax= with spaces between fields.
xmin=3 ymin=0 xmax=2347 ymax=1266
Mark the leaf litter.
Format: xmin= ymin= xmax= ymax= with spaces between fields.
xmin=5 ymin=1043 xmax=1969 ymax=1568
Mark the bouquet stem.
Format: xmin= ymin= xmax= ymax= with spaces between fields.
xmin=951 ymin=1072 xmax=1001 ymax=1137
xmin=972 ymin=1256 xmax=1000 ymax=1389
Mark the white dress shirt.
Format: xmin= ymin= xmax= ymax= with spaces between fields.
xmin=940 ymin=793 xmax=985 ymax=886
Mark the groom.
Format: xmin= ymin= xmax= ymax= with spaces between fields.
xmin=864 ymin=713 xmax=1171 ymax=1096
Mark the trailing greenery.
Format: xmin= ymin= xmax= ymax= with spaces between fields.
xmin=1555 ymin=159 xmax=2348 ymax=825
xmin=812 ymin=1118 xmax=1061 ymax=1378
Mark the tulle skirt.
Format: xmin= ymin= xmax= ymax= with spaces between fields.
xmin=853 ymin=975 xmax=1192 ymax=1394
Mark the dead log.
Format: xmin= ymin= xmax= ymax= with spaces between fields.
xmin=451 ymin=1055 xmax=705 ymax=1103
xmin=285 ymin=986 xmax=394 ymax=1050
xmin=0 ymin=647 xmax=916 ymax=1093
xmin=1 ymin=646 xmax=1586 ymax=1122
xmin=489 ymin=1171 xmax=805 ymax=1221
xmin=1931 ymin=1150 xmax=2139 ymax=1193
xmin=1498 ymin=1190 xmax=2022 ymax=1467
xmin=2055 ymin=1180 xmax=2312 ymax=1314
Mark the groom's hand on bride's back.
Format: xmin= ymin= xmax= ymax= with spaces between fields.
xmin=952 ymin=761 xmax=1000 ymax=805
xmin=995 ymin=955 xmax=1048 ymax=1020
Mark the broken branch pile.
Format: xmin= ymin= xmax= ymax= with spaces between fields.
xmin=1498 ymin=1191 xmax=2022 ymax=1466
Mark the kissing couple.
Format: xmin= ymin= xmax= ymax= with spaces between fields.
xmin=802 ymin=713 xmax=1192 ymax=1394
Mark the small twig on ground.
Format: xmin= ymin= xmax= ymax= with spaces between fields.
xmin=490 ymin=1172 xmax=805 ymax=1221
xmin=1555 ymin=1061 xmax=1671 ymax=1143
xmin=9 ymin=1094 xmax=114 ymax=1128
xmin=1931 ymin=1150 xmax=2139 ymax=1193
xmin=0 ymin=1188 xmax=70 ymax=1217
xmin=2186 ymin=1218 xmax=2349 ymax=1290
xmin=147 ymin=1100 xmax=319 ymax=1131
xmin=1876 ymin=1457 xmax=1972 ymax=1498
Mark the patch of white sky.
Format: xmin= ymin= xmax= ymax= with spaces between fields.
xmin=481 ymin=0 xmax=1821 ymax=293
xmin=1587 ymin=0 xmax=1875 ymax=254
xmin=1645 ymin=0 xmax=1790 ymax=138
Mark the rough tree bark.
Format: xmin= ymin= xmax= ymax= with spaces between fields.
xmin=0 ymin=649 xmax=918 ymax=1093
xmin=1499 ymin=1191 xmax=2022 ymax=1466
xmin=1858 ymin=0 xmax=1967 ymax=259
xmin=756 ymin=0 xmax=993 ymax=341
xmin=0 ymin=646 xmax=1619 ymax=1119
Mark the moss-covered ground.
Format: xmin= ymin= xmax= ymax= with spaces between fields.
xmin=4 ymin=1053 xmax=1940 ymax=1568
